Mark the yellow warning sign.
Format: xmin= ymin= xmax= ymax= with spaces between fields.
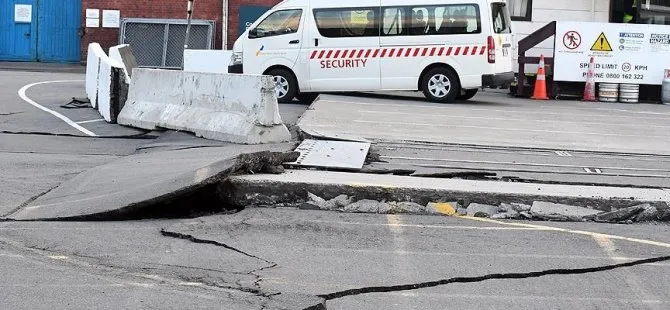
xmin=590 ymin=32 xmax=613 ymax=51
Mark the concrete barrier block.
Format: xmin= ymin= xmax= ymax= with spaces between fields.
xmin=109 ymin=44 xmax=138 ymax=82
xmin=183 ymin=49 xmax=232 ymax=74
xmin=118 ymin=68 xmax=290 ymax=144
xmin=85 ymin=43 xmax=105 ymax=109
xmin=97 ymin=56 xmax=126 ymax=123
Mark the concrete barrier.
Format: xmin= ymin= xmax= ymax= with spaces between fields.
xmin=85 ymin=43 xmax=106 ymax=108
xmin=109 ymin=44 xmax=138 ymax=82
xmin=118 ymin=68 xmax=291 ymax=144
xmin=97 ymin=54 xmax=126 ymax=123
xmin=183 ymin=49 xmax=232 ymax=74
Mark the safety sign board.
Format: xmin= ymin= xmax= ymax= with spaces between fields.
xmin=554 ymin=21 xmax=670 ymax=85
xmin=590 ymin=32 xmax=612 ymax=51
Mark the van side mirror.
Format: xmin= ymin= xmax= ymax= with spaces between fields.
xmin=249 ymin=28 xmax=258 ymax=39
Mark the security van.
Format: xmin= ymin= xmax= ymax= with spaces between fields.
xmin=228 ymin=0 xmax=514 ymax=103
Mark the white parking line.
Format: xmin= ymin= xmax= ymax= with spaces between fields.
xmin=76 ymin=119 xmax=105 ymax=124
xmin=18 ymin=80 xmax=97 ymax=137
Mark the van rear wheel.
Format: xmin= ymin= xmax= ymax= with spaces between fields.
xmin=268 ymin=68 xmax=297 ymax=103
xmin=421 ymin=67 xmax=460 ymax=103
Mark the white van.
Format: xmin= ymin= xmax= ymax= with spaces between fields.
xmin=229 ymin=0 xmax=514 ymax=103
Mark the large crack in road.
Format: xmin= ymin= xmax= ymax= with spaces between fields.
xmin=318 ymin=255 xmax=670 ymax=301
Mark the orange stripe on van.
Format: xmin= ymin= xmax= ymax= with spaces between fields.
xmin=309 ymin=46 xmax=486 ymax=60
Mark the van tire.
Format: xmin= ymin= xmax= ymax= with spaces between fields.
xmin=268 ymin=68 xmax=297 ymax=103
xmin=457 ymin=89 xmax=478 ymax=101
xmin=421 ymin=67 xmax=460 ymax=103
xmin=297 ymin=92 xmax=320 ymax=104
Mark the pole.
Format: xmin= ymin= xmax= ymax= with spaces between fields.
xmin=183 ymin=0 xmax=194 ymax=69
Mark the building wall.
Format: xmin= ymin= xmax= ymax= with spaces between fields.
xmin=80 ymin=0 xmax=282 ymax=60
xmin=81 ymin=0 xmax=223 ymax=60
xmin=513 ymin=0 xmax=611 ymax=71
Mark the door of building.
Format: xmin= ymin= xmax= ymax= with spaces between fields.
xmin=0 ymin=0 xmax=81 ymax=62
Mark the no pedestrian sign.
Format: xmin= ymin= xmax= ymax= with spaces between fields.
xmin=554 ymin=21 xmax=669 ymax=85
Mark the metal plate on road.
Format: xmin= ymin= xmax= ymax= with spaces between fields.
xmin=288 ymin=139 xmax=370 ymax=170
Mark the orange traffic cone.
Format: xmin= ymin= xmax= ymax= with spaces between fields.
xmin=582 ymin=57 xmax=596 ymax=102
xmin=531 ymin=54 xmax=549 ymax=100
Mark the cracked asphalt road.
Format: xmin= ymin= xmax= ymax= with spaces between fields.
xmin=2 ymin=70 xmax=670 ymax=309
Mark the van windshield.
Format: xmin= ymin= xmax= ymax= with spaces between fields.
xmin=491 ymin=2 xmax=511 ymax=34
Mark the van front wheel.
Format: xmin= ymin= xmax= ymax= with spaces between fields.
xmin=421 ymin=68 xmax=460 ymax=103
xmin=268 ymin=68 xmax=298 ymax=103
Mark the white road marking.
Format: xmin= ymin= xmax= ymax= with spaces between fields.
xmin=306 ymin=219 xmax=544 ymax=230
xmin=352 ymin=120 xmax=670 ymax=139
xmin=76 ymin=118 xmax=105 ymax=124
xmin=584 ymin=168 xmax=593 ymax=173
xmin=18 ymin=80 xmax=97 ymax=137
xmin=555 ymin=151 xmax=573 ymax=157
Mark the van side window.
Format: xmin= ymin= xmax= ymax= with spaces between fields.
xmin=250 ymin=9 xmax=303 ymax=39
xmin=314 ymin=8 xmax=380 ymax=37
xmin=491 ymin=2 xmax=512 ymax=34
xmin=417 ymin=4 xmax=481 ymax=35
xmin=383 ymin=8 xmax=406 ymax=36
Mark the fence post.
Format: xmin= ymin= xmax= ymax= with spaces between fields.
xmin=183 ymin=0 xmax=195 ymax=69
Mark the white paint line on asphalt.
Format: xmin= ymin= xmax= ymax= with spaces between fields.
xmin=358 ymin=109 xmax=670 ymax=129
xmin=592 ymin=234 xmax=660 ymax=305
xmin=460 ymin=216 xmax=670 ymax=250
xmin=76 ymin=118 xmax=105 ymax=124
xmin=353 ymin=120 xmax=670 ymax=139
xmin=18 ymin=80 xmax=97 ymax=137
xmin=305 ymin=219 xmax=546 ymax=231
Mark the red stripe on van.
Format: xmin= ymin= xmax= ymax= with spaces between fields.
xmin=446 ymin=47 xmax=453 ymax=56
xmin=318 ymin=50 xmax=326 ymax=59
xmin=339 ymin=50 xmax=348 ymax=58
xmin=480 ymin=46 xmax=486 ymax=55
xmin=454 ymin=47 xmax=462 ymax=55
xmin=310 ymin=50 xmax=318 ymax=59
xmin=332 ymin=50 xmax=341 ymax=58
xmin=380 ymin=49 xmax=387 ymax=57
xmin=413 ymin=48 xmax=420 ymax=57
xmin=365 ymin=49 xmax=372 ymax=57
xmin=388 ymin=49 xmax=395 ymax=57
xmin=325 ymin=50 xmax=333 ymax=58
xmin=421 ymin=48 xmax=428 ymax=56
xmin=463 ymin=46 xmax=470 ymax=55
xmin=438 ymin=47 xmax=445 ymax=56
xmin=394 ymin=48 xmax=402 ymax=57
xmin=357 ymin=49 xmax=365 ymax=58
xmin=430 ymin=47 xmax=437 ymax=56
xmin=471 ymin=46 xmax=478 ymax=55
xmin=405 ymin=48 xmax=412 ymax=57
xmin=372 ymin=49 xmax=380 ymax=57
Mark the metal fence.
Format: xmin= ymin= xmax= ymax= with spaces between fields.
xmin=119 ymin=18 xmax=215 ymax=69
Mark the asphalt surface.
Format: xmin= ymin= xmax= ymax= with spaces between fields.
xmin=2 ymin=69 xmax=670 ymax=309
xmin=299 ymin=92 xmax=670 ymax=188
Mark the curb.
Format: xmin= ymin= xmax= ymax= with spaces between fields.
xmin=225 ymin=170 xmax=670 ymax=223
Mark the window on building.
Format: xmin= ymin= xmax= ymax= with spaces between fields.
xmin=314 ymin=8 xmax=380 ymax=38
xmin=250 ymin=9 xmax=302 ymax=38
xmin=507 ymin=0 xmax=532 ymax=21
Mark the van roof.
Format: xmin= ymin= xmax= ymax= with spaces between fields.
xmin=275 ymin=0 xmax=501 ymax=9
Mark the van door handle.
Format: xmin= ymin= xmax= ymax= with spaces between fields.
xmin=289 ymin=40 xmax=300 ymax=44
xmin=314 ymin=38 xmax=319 ymax=47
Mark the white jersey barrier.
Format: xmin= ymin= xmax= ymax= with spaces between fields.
xmin=183 ymin=49 xmax=232 ymax=74
xmin=85 ymin=43 xmax=134 ymax=123
xmin=117 ymin=69 xmax=291 ymax=144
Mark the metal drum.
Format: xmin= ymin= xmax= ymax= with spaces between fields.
xmin=598 ymin=83 xmax=619 ymax=102
xmin=619 ymin=84 xmax=640 ymax=103
xmin=662 ymin=69 xmax=670 ymax=105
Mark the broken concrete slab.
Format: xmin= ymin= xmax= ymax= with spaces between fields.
xmin=634 ymin=204 xmax=659 ymax=222
xmin=226 ymin=171 xmax=670 ymax=215
xmin=344 ymin=200 xmax=388 ymax=214
xmin=595 ymin=205 xmax=646 ymax=223
xmin=530 ymin=202 xmax=602 ymax=222
xmin=383 ymin=201 xmax=425 ymax=215
xmin=7 ymin=143 xmax=294 ymax=220
xmin=426 ymin=202 xmax=460 ymax=216
xmin=466 ymin=203 xmax=499 ymax=217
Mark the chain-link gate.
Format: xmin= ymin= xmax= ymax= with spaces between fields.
xmin=119 ymin=18 xmax=215 ymax=69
